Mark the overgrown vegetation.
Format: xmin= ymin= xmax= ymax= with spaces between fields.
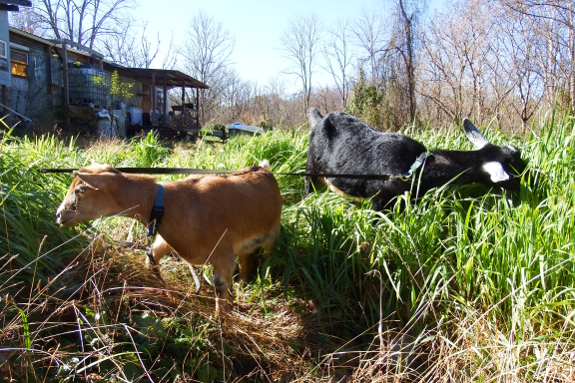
xmin=1 ymin=112 xmax=574 ymax=381
xmin=109 ymin=70 xmax=134 ymax=107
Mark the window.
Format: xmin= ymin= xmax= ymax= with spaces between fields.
xmin=11 ymin=50 xmax=27 ymax=77
xmin=0 ymin=40 xmax=6 ymax=59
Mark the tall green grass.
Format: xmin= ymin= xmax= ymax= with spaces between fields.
xmin=1 ymin=114 xmax=574 ymax=380
xmin=0 ymin=132 xmax=82 ymax=289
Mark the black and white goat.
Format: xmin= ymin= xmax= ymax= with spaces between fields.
xmin=304 ymin=108 xmax=527 ymax=210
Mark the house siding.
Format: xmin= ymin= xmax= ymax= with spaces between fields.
xmin=0 ymin=11 xmax=11 ymax=88
xmin=4 ymin=27 xmax=199 ymax=134
xmin=9 ymin=42 xmax=56 ymax=118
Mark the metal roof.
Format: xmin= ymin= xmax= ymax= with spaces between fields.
xmin=0 ymin=1 xmax=32 ymax=6
xmin=8 ymin=27 xmax=208 ymax=90
xmin=105 ymin=66 xmax=209 ymax=89
xmin=9 ymin=27 xmax=55 ymax=47
xmin=10 ymin=27 xmax=107 ymax=60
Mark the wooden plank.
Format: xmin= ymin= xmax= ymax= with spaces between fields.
xmin=45 ymin=48 xmax=52 ymax=95
xmin=181 ymin=81 xmax=185 ymax=113
xmin=163 ymin=74 xmax=168 ymax=125
xmin=61 ymin=42 xmax=70 ymax=130
xmin=151 ymin=72 xmax=156 ymax=126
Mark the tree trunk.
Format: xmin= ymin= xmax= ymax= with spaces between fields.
xmin=398 ymin=0 xmax=417 ymax=123
xmin=569 ymin=2 xmax=575 ymax=111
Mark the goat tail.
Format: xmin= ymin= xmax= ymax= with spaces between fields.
xmin=259 ymin=159 xmax=271 ymax=170
xmin=307 ymin=107 xmax=323 ymax=129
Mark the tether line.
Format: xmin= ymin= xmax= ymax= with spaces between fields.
xmin=40 ymin=167 xmax=413 ymax=181
xmin=41 ymin=151 xmax=431 ymax=181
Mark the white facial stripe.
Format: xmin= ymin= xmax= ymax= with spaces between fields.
xmin=482 ymin=162 xmax=510 ymax=183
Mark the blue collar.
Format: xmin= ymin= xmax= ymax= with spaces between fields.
xmin=148 ymin=184 xmax=164 ymax=236
xmin=407 ymin=152 xmax=432 ymax=176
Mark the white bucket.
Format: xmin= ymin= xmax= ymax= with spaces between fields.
xmin=129 ymin=107 xmax=143 ymax=126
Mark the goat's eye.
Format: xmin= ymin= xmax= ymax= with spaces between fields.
xmin=76 ymin=187 xmax=85 ymax=194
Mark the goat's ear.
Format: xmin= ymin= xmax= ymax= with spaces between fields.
xmin=307 ymin=108 xmax=323 ymax=128
xmin=482 ymin=162 xmax=510 ymax=183
xmin=73 ymin=171 xmax=111 ymax=191
xmin=463 ymin=118 xmax=489 ymax=149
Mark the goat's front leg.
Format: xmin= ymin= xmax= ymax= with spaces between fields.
xmin=304 ymin=154 xmax=323 ymax=196
xmin=371 ymin=188 xmax=400 ymax=212
xmin=304 ymin=176 xmax=316 ymax=195
xmin=370 ymin=181 xmax=411 ymax=211
xmin=147 ymin=235 xmax=173 ymax=269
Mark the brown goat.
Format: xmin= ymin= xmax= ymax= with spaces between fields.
xmin=56 ymin=163 xmax=283 ymax=301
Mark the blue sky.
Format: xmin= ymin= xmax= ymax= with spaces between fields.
xmin=133 ymin=0 xmax=442 ymax=92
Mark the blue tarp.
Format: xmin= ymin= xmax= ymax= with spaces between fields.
xmin=227 ymin=122 xmax=264 ymax=135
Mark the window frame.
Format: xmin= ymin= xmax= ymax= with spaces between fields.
xmin=0 ymin=40 xmax=7 ymax=59
xmin=10 ymin=49 xmax=28 ymax=78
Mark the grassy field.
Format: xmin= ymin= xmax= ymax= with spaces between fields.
xmin=0 ymin=111 xmax=574 ymax=382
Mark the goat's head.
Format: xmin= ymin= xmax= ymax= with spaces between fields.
xmin=56 ymin=164 xmax=124 ymax=226
xmin=463 ymin=118 xmax=527 ymax=192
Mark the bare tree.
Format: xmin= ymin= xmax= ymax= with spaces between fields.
xmin=262 ymin=75 xmax=297 ymax=126
xmin=181 ymin=10 xmax=235 ymax=123
xmin=279 ymin=13 xmax=322 ymax=111
xmin=217 ymin=68 xmax=253 ymax=123
xmin=314 ymin=85 xmax=343 ymax=115
xmin=9 ymin=1 xmax=46 ymax=36
xmin=35 ymin=0 xmax=135 ymax=49
xmin=494 ymin=7 xmax=546 ymax=130
xmin=417 ymin=0 xmax=501 ymax=125
xmin=348 ymin=2 xmax=424 ymax=128
xmin=182 ymin=10 xmax=235 ymax=86
xmin=101 ymin=21 xmax=177 ymax=69
xmin=352 ymin=8 xmax=387 ymax=84
xmin=388 ymin=0 xmax=426 ymax=123
xmin=501 ymin=0 xmax=575 ymax=111
xmin=322 ymin=19 xmax=354 ymax=108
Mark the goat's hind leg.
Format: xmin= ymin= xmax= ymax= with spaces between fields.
xmin=237 ymin=226 xmax=280 ymax=281
xmin=261 ymin=224 xmax=280 ymax=261
xmin=212 ymin=251 xmax=236 ymax=302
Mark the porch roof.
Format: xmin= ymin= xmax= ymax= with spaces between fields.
xmin=105 ymin=65 xmax=209 ymax=90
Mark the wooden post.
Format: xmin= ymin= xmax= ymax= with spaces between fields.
xmin=61 ymin=42 xmax=70 ymax=131
xmin=151 ymin=72 xmax=156 ymax=126
xmin=196 ymin=88 xmax=204 ymax=125
xmin=163 ymin=74 xmax=168 ymax=125
xmin=181 ymin=82 xmax=185 ymax=125
xmin=46 ymin=49 xmax=52 ymax=96
xmin=181 ymin=83 xmax=185 ymax=106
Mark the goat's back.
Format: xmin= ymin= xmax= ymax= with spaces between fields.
xmin=159 ymin=166 xmax=282 ymax=259
xmin=307 ymin=110 xmax=426 ymax=198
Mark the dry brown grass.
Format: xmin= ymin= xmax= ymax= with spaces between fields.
xmin=2 ymin=230 xmax=575 ymax=382
xmin=348 ymin=305 xmax=575 ymax=383
xmin=0 ymin=231 xmax=332 ymax=381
